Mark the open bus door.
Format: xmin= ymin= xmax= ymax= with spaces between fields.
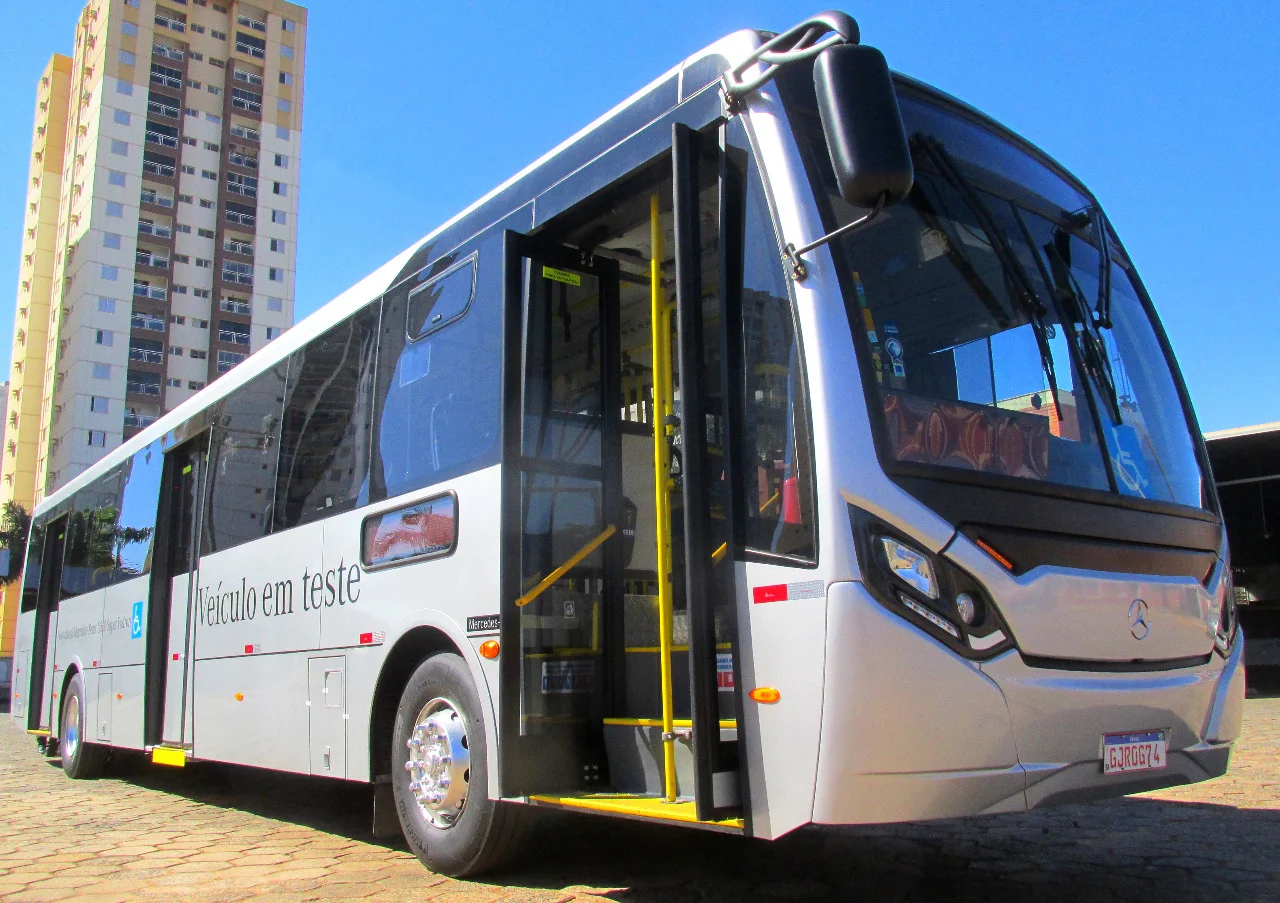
xmin=27 ymin=516 xmax=67 ymax=735
xmin=499 ymin=126 xmax=747 ymax=828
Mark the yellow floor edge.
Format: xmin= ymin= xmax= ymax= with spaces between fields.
xmin=528 ymin=793 xmax=744 ymax=829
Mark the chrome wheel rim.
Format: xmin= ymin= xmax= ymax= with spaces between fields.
xmin=63 ymin=693 xmax=81 ymax=761
xmin=404 ymin=697 xmax=470 ymax=829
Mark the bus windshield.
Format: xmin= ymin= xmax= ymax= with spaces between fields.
xmin=794 ymin=89 xmax=1206 ymax=509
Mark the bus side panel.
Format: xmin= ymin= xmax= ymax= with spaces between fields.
xmin=189 ymin=522 xmax=324 ymax=773
xmin=333 ymin=466 xmax=504 ymax=787
xmin=49 ymin=591 xmax=106 ymax=736
xmin=98 ymin=577 xmax=151 ymax=749
xmin=11 ymin=609 xmax=34 ymax=722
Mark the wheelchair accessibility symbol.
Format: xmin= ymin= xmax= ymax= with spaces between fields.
xmin=131 ymin=601 xmax=144 ymax=639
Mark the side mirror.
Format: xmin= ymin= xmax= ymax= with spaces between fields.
xmin=813 ymin=43 xmax=914 ymax=208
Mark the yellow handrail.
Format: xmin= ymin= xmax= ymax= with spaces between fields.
xmin=515 ymin=524 xmax=616 ymax=607
xmin=649 ymin=192 xmax=679 ymax=803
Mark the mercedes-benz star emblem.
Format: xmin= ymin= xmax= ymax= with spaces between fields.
xmin=1129 ymin=598 xmax=1151 ymax=640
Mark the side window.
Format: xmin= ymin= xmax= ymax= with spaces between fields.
xmin=19 ymin=520 xmax=46 ymax=612
xmin=114 ymin=440 xmax=163 ymax=576
xmin=738 ymin=142 xmax=817 ymax=560
xmin=62 ymin=469 xmax=127 ymax=598
xmin=203 ymin=365 xmax=287 ymax=554
xmin=274 ymin=307 xmax=379 ymax=529
xmin=371 ymin=233 xmax=502 ymax=501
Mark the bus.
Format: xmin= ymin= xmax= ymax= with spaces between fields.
xmin=11 ymin=10 xmax=1243 ymax=878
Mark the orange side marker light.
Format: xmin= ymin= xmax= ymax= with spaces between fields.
xmin=116 ymin=693 xmax=122 ymax=700
xmin=749 ymin=687 xmax=781 ymax=704
xmin=975 ymin=538 xmax=1014 ymax=571
xmin=234 ymin=693 xmax=244 ymax=702
xmin=479 ymin=640 xmax=500 ymax=660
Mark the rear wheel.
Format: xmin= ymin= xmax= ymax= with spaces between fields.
xmin=60 ymin=673 xmax=107 ymax=779
xmin=391 ymin=653 xmax=527 ymax=877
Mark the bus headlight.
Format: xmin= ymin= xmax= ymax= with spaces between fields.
xmin=878 ymin=536 xmax=939 ymax=599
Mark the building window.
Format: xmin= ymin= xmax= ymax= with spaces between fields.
xmin=222 ymin=261 xmax=253 ymax=284
xmin=268 ymin=267 xmax=283 ymax=282
xmin=208 ymin=85 xmax=222 ymax=96
xmin=198 ymin=228 xmax=215 ymax=238
xmin=217 ymin=350 xmax=246 ymax=372
xmin=199 ymin=198 xmax=215 ymax=209
xmin=190 ymin=24 xmax=206 ymax=34
xmin=177 ymin=224 xmax=192 ymax=233
xmin=271 ymin=209 xmax=286 ymax=224
xmin=207 ymin=113 xmax=221 ymax=124
xmin=194 ymin=289 xmax=211 ymax=300
xmin=282 ymin=18 xmax=296 ymax=33
xmin=105 ymin=200 xmax=124 ymax=217
xmin=100 ymin=266 xmax=119 ymax=282
xmin=98 ymin=297 xmax=116 ymax=313
xmin=277 ymin=98 xmax=291 ymax=112
xmin=90 ymin=396 xmax=109 ymax=413
xmin=280 ymin=45 xmax=294 ymax=60
xmin=93 ymin=363 xmax=111 ymax=379
xmin=88 ymin=430 xmax=107 ymax=447
xmin=212 ymin=29 xmax=227 ymax=40
xmin=108 ymin=169 xmax=127 ymax=187
xmin=121 ymin=21 xmax=138 ymax=37
xmin=178 ymin=193 xmax=193 ymax=204
xmin=204 ymin=141 xmax=220 ymax=152
xmin=274 ymin=153 xmax=288 ymax=168
xmin=181 ymin=165 xmax=196 ymax=175
xmin=275 ymin=125 xmax=289 ymax=140
xmin=196 ymin=258 xmax=212 ymax=268
xmin=187 ymin=79 xmax=202 ymax=90
xmin=195 ymin=318 xmax=209 ymax=328
xmin=267 ymin=296 xmax=283 ymax=312
xmin=191 ymin=51 xmax=204 ymax=61
xmin=173 ymin=254 xmax=190 ymax=264
xmin=169 ymin=347 xmax=184 ymax=356
xmin=272 ymin=182 xmax=287 ymax=196
xmin=202 ymin=170 xmax=217 ymax=180
xmin=103 ymin=233 xmax=121 ymax=249
xmin=182 ymin=136 xmax=196 ymax=146
xmin=269 ymin=238 xmax=284 ymax=252
xmin=167 ymin=377 xmax=182 ymax=387
xmin=211 ymin=58 xmax=225 ymax=68
xmin=96 ymin=329 xmax=114 ymax=346
xmin=190 ymin=349 xmax=207 ymax=359
xmin=265 ymin=326 xmax=282 ymax=340
xmin=120 ymin=48 xmax=137 ymax=66
xmin=188 ymin=380 xmax=205 ymax=390
xmin=113 ymin=108 xmax=131 ymax=126
xmin=279 ymin=71 xmax=292 ymax=86
xmin=110 ymin=139 xmax=128 ymax=156
xmin=171 ymin=315 xmax=186 ymax=325
xmin=116 ymin=80 xmax=134 ymax=96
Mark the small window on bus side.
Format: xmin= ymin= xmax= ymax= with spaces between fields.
xmin=371 ymin=236 xmax=502 ymax=502
xmin=407 ymin=255 xmax=475 ymax=340
xmin=202 ymin=365 xmax=287 ymax=554
xmin=274 ymin=306 xmax=379 ymax=530
xmin=738 ymin=142 xmax=817 ymax=561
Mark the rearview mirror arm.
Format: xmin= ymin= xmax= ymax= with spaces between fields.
xmin=781 ymin=190 xmax=886 ymax=282
xmin=721 ymin=11 xmax=860 ymax=114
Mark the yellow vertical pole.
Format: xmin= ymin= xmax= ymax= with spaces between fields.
xmin=649 ymin=193 xmax=678 ymax=802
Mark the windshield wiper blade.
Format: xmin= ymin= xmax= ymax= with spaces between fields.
xmin=1092 ymin=205 xmax=1113 ymax=330
xmin=1046 ymin=226 xmax=1123 ymax=423
xmin=911 ymin=134 xmax=1062 ymax=421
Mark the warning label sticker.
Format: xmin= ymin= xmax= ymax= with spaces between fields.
xmin=541 ymin=660 xmax=593 ymax=694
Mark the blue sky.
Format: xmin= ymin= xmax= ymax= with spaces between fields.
xmin=2 ymin=1 xmax=1276 ymax=433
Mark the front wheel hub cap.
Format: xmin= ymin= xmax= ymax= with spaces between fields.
xmin=404 ymin=697 xmax=470 ymax=829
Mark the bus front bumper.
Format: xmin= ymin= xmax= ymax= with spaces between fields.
xmin=810 ymin=582 xmax=1243 ymax=825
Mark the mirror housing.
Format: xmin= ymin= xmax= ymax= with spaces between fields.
xmin=813 ymin=43 xmax=914 ymax=208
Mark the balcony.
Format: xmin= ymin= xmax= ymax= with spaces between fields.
xmin=142 ymin=159 xmax=175 ymax=178
xmin=136 ymin=251 xmax=171 ymax=269
xmin=227 ymin=150 xmax=259 ymax=168
xmin=133 ymin=283 xmax=167 ymax=301
xmin=237 ymin=15 xmax=267 ymax=32
xmin=226 ymin=182 xmax=257 ymax=199
xmin=129 ymin=344 xmax=164 ymax=364
xmin=126 ymin=378 xmax=161 ymax=396
xmin=153 ymin=43 xmax=184 ymax=61
xmin=150 ymin=68 xmax=182 ymax=90
xmin=131 ymin=312 xmax=166 ymax=332
xmin=140 ymin=188 xmax=175 ymax=208
xmin=138 ymin=220 xmax=172 ymax=239
xmin=147 ymin=99 xmax=180 ymax=119
xmin=231 ymin=89 xmax=262 ymax=114
xmin=218 ymin=328 xmax=250 ymax=345
xmin=155 ymin=13 xmax=186 ymax=33
xmin=220 ymin=298 xmax=251 ymax=315
xmin=229 ymin=124 xmax=260 ymax=143
xmin=225 ymin=204 xmax=256 ymax=228
xmin=235 ymin=40 xmax=265 ymax=59
xmin=145 ymin=128 xmax=178 ymax=149
xmin=217 ymin=350 xmax=247 ymax=372
xmin=124 ymin=412 xmax=159 ymax=428
xmin=221 ymin=263 xmax=253 ymax=286
xmin=223 ymin=239 xmax=254 ymax=257
xmin=232 ymin=69 xmax=263 ymax=87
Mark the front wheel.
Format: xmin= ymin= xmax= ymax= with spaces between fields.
xmin=391 ymin=652 xmax=527 ymax=877
xmin=60 ymin=673 xmax=107 ymax=779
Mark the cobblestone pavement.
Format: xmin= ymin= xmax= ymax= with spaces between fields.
xmin=2 ymin=698 xmax=1278 ymax=903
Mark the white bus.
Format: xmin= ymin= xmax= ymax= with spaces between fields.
xmin=12 ymin=11 xmax=1243 ymax=877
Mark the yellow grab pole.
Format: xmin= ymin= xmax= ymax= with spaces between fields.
xmin=649 ymin=193 xmax=678 ymax=803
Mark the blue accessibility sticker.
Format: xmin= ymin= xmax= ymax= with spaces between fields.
xmin=131 ymin=601 xmax=144 ymax=639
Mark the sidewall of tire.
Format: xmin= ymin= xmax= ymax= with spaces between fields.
xmin=392 ymin=653 xmax=504 ymax=877
xmin=60 ymin=672 xmax=105 ymax=779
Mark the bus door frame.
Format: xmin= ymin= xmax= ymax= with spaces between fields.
xmin=144 ymin=433 xmax=209 ymax=749
xmin=672 ymin=122 xmax=751 ymax=822
xmin=27 ymin=514 xmax=68 ymax=734
xmin=498 ymin=233 xmax=622 ymax=797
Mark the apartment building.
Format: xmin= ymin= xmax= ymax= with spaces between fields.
xmin=0 ymin=0 xmax=307 ymax=661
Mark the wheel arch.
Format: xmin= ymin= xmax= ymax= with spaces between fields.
xmin=52 ymin=662 xmax=82 ymax=742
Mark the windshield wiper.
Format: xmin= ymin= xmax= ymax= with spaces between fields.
xmin=1045 ymin=224 xmax=1123 ymax=424
xmin=911 ymin=135 xmax=1062 ymax=421
xmin=1092 ymin=205 xmax=1113 ymax=330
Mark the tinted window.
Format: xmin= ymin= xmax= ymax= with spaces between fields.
xmin=274 ymin=307 xmax=379 ymax=529
xmin=116 ymin=440 xmax=164 ymax=575
xmin=408 ymin=256 xmax=475 ymax=339
xmin=371 ymin=233 xmax=503 ymax=501
xmin=19 ymin=520 xmax=45 ymax=612
xmin=738 ymin=143 xmax=817 ymax=560
xmin=203 ymin=365 xmax=286 ymax=554
xmin=62 ymin=469 xmax=130 ymax=598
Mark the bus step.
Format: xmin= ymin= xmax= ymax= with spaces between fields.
xmin=527 ymin=792 xmax=743 ymax=831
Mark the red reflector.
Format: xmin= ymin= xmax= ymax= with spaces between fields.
xmin=753 ymin=584 xmax=788 ymax=604
xmin=244 ymin=644 xmax=256 ymax=654
xmin=172 ymin=653 xmax=180 ymax=661
xmin=359 ymin=632 xmax=373 ymax=645
xmin=92 ymin=660 xmax=98 ymax=667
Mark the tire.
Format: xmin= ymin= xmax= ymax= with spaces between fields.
xmin=391 ymin=653 xmax=527 ymax=877
xmin=60 ymin=672 xmax=108 ymax=779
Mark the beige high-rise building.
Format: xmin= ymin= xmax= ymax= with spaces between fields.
xmin=1 ymin=0 xmax=307 ymax=662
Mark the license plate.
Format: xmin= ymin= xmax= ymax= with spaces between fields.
xmin=1102 ymin=730 xmax=1168 ymax=775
